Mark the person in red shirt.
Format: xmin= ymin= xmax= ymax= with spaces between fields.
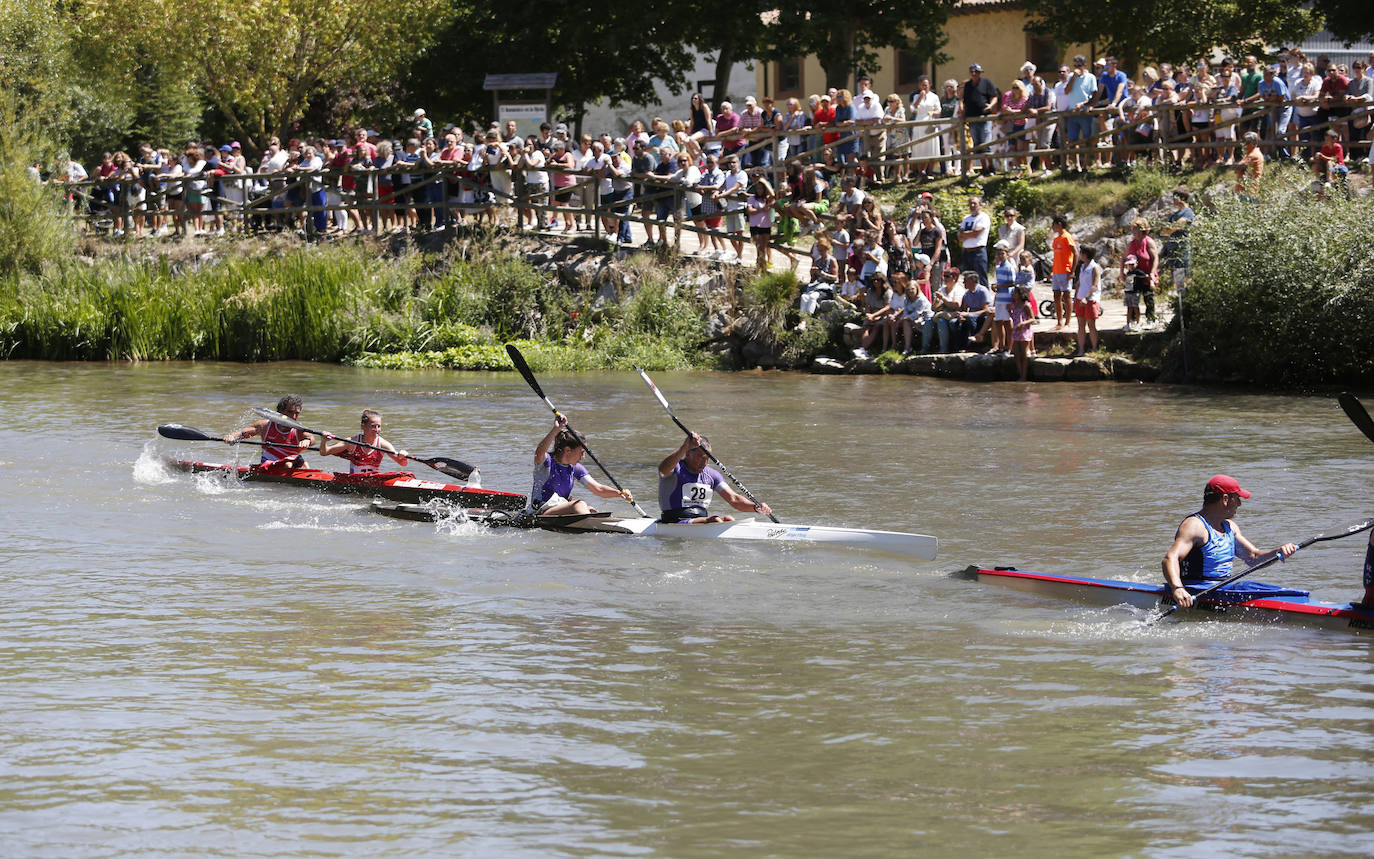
xmin=1313 ymin=128 xmax=1349 ymax=183
xmin=813 ymin=94 xmax=837 ymax=146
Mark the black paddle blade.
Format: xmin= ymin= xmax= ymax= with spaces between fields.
xmin=505 ymin=344 xmax=546 ymax=400
xmin=1338 ymin=393 xmax=1374 ymax=445
xmin=157 ymin=423 xmax=218 ymax=441
xmin=418 ymin=456 xmax=475 ymax=481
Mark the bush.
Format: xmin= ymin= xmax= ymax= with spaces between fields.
xmin=0 ymin=97 xmax=75 ymax=277
xmin=1182 ymin=172 xmax=1374 ymax=386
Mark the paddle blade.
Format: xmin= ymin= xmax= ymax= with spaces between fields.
xmin=506 ymin=344 xmax=547 ymax=400
xmin=635 ymin=366 xmax=674 ymax=412
xmin=157 ymin=423 xmax=219 ymax=442
xmin=1309 ymin=517 xmax=1374 ymax=546
xmin=418 ymin=456 xmax=475 ymax=481
xmin=1338 ymin=393 xmax=1374 ymax=445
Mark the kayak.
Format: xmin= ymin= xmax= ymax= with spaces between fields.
xmin=371 ymin=501 xmax=615 ymax=531
xmin=965 ymin=566 xmax=1374 ymax=635
xmin=373 ymin=501 xmax=938 ymax=558
xmin=168 ymin=459 xmax=527 ymax=510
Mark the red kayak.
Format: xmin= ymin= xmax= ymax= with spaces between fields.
xmin=964 ymin=566 xmax=1374 ymax=635
xmin=168 ymin=459 xmax=527 ymax=510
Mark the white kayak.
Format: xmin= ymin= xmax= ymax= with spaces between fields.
xmin=369 ymin=503 xmax=936 ymax=558
xmin=556 ymin=515 xmax=937 ymax=558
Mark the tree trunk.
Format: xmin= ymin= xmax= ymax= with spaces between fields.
xmin=712 ymin=42 xmax=736 ymax=105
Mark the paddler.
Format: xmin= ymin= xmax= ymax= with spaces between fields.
xmin=318 ymin=409 xmax=409 ymax=474
xmin=1162 ymin=474 xmax=1298 ymax=609
xmin=658 ymin=432 xmax=772 ymax=524
xmin=222 ymin=394 xmax=313 ymax=467
xmin=1363 ymin=531 xmax=1374 ymax=607
xmin=529 ymin=415 xmax=634 ymax=516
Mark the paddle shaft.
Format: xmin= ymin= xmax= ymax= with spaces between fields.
xmin=158 ymin=423 xmax=324 ymax=452
xmin=505 ymin=344 xmax=647 ymax=516
xmin=635 ymin=367 xmax=779 ymax=523
xmin=1153 ymin=517 xmax=1374 ymax=621
xmin=247 ymin=409 xmax=474 ymax=480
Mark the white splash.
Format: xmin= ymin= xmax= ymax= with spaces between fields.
xmin=131 ymin=442 xmax=178 ymax=485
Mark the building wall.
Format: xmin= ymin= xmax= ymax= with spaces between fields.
xmin=578 ymin=54 xmax=752 ymax=138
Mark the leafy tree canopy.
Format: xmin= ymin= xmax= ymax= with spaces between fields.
xmin=1022 ymin=0 xmax=1321 ymax=70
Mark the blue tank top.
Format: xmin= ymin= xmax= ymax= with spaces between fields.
xmin=1181 ymin=513 xmax=1235 ymax=580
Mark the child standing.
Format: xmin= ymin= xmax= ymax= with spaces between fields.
xmin=1010 ymin=286 xmax=1035 ymax=381
xmin=1074 ymin=246 xmax=1102 ymax=356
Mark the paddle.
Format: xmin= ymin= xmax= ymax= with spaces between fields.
xmin=248 ymin=407 xmax=477 ymax=481
xmin=504 ymin=343 xmax=647 ymax=516
xmin=158 ymin=423 xmax=320 ymax=451
xmin=634 ymin=366 xmax=780 ymax=523
xmin=1338 ymin=392 xmax=1374 ymax=445
xmin=1150 ymin=517 xmax=1374 ymax=623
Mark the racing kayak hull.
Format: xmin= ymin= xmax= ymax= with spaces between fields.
xmin=966 ymin=566 xmax=1374 ymax=635
xmin=373 ymin=502 xmax=936 ymax=558
xmin=169 ymin=459 xmax=527 ymax=510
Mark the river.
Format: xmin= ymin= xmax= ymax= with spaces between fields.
xmin=1 ymin=362 xmax=1371 ymax=857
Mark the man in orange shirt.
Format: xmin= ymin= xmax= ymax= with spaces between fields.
xmin=1049 ymin=214 xmax=1078 ymax=330
xmin=1233 ymin=131 xmax=1264 ymax=199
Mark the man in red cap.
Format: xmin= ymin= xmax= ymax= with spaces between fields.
xmin=1161 ymin=475 xmax=1298 ymax=608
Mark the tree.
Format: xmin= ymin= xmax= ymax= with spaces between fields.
xmin=83 ymin=0 xmax=453 ymax=152
xmin=409 ymin=0 xmax=696 ymax=134
xmin=1313 ymin=0 xmax=1374 ymax=45
xmin=761 ymin=0 xmax=953 ymax=91
xmin=1021 ymin=0 xmax=1321 ymax=71
xmin=683 ymin=0 xmax=774 ymax=105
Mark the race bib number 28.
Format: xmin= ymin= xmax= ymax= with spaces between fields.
xmin=682 ymin=482 xmax=712 ymax=507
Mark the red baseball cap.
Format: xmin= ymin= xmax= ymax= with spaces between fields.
xmin=1206 ymin=474 xmax=1250 ymax=498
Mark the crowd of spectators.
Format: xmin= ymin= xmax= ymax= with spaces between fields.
xmin=47 ymin=47 xmax=1372 ymax=242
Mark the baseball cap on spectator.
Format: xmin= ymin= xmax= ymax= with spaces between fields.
xmin=994 ymin=239 xmax=1010 ymax=250
xmin=1021 ymin=61 xmax=1036 ymax=73
xmin=555 ymin=123 xmax=568 ymax=134
xmin=969 ymin=63 xmax=984 ymax=72
xmin=414 ymin=108 xmax=426 ymax=118
xmin=819 ymin=94 xmax=831 ymax=101
xmin=861 ymin=92 xmax=873 ymax=99
xmin=920 ymin=191 xmax=933 ymax=199
xmin=744 ymin=95 xmax=757 ymax=106
xmin=230 ymin=141 xmax=242 ymax=149
xmin=1094 ymin=58 xmax=1106 ymax=67
xmin=219 ymin=144 xmax=232 ymax=152
xmin=913 ymin=253 xmax=931 ymax=266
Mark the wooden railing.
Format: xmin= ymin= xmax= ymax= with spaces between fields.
xmin=52 ymin=98 xmax=1369 ymax=256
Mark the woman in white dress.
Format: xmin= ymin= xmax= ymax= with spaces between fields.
xmin=909 ymin=76 xmax=943 ymax=180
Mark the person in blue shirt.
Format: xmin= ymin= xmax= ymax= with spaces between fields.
xmin=529 ymin=416 xmax=634 ymax=516
xmin=1254 ymin=65 xmax=1291 ymax=159
xmin=1097 ymin=57 xmax=1129 ymax=167
xmin=1162 ymin=475 xmax=1297 ymax=609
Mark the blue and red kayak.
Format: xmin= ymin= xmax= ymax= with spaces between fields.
xmin=964 ymin=566 xmax=1374 ymax=635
